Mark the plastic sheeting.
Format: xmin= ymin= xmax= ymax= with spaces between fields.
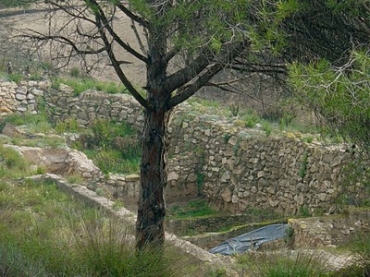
xmin=208 ymin=223 xmax=288 ymax=255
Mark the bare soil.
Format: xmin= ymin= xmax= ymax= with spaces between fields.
xmin=0 ymin=4 xmax=147 ymax=86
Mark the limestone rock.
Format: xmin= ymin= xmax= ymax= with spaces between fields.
xmin=1 ymin=123 xmax=22 ymax=137
xmin=221 ymin=187 xmax=232 ymax=202
xmin=168 ymin=171 xmax=179 ymax=181
xmin=220 ymin=171 xmax=231 ymax=183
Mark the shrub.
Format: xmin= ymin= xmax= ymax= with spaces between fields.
xmin=55 ymin=118 xmax=81 ymax=134
xmin=80 ymin=120 xmax=141 ymax=174
xmin=262 ymin=122 xmax=273 ymax=137
xmin=242 ymin=109 xmax=260 ymax=128
xmin=93 ymin=150 xmax=121 ymax=174
xmin=69 ymin=67 xmax=81 ymax=78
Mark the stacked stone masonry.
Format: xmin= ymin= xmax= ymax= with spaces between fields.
xmin=0 ymin=80 xmax=367 ymax=216
xmin=0 ymin=80 xmax=49 ymax=115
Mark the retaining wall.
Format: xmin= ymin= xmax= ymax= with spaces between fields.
xmin=0 ymin=80 xmax=367 ymax=216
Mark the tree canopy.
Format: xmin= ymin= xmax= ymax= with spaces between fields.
xmin=287 ymin=1 xmax=370 ymax=151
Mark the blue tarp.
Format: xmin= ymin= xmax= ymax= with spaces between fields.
xmin=208 ymin=223 xmax=288 ymax=255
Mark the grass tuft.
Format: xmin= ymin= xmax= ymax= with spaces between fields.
xmin=51 ymin=77 xmax=127 ymax=96
xmin=237 ymin=250 xmax=330 ymax=277
xmin=168 ymin=199 xmax=217 ymax=218
xmin=0 ymin=177 xmax=198 ymax=277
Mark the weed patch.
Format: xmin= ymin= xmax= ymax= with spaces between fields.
xmin=73 ymin=119 xmax=141 ymax=174
xmin=51 ymin=77 xmax=127 ymax=96
xmin=0 ymin=177 xmax=197 ymax=277
xmin=0 ymin=144 xmax=30 ymax=178
xmin=237 ymin=251 xmax=330 ymax=277
xmin=168 ymin=199 xmax=217 ymax=218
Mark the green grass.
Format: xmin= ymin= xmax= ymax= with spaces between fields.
xmin=242 ymin=109 xmax=261 ymax=128
xmin=0 ymin=111 xmax=65 ymax=148
xmin=0 ymin=144 xmax=31 ymax=178
xmin=167 ymin=199 xmax=218 ymax=218
xmin=55 ymin=118 xmax=82 ymax=134
xmin=1 ymin=113 xmax=141 ymax=174
xmin=237 ymin=251 xmax=330 ymax=277
xmin=89 ymin=149 xmax=140 ymax=174
xmin=51 ymin=77 xmax=127 ymax=96
xmin=332 ymin=232 xmax=370 ymax=276
xmin=1 ymin=112 xmax=52 ymax=133
xmin=0 ymin=177 xmax=194 ymax=277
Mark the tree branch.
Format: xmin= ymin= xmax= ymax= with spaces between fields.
xmin=92 ymin=2 xmax=148 ymax=109
xmin=130 ymin=19 xmax=147 ymax=56
xmin=168 ymin=41 xmax=248 ymax=108
xmin=19 ymin=33 xmax=107 ymax=55
xmin=85 ymin=0 xmax=149 ymax=64
xmin=228 ymin=62 xmax=287 ymax=75
xmin=116 ymin=2 xmax=148 ymax=27
xmin=165 ymin=46 xmax=215 ymax=93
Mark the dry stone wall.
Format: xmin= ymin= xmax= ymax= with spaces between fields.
xmin=45 ymin=85 xmax=144 ymax=129
xmin=0 ymin=80 xmax=49 ymax=115
xmin=167 ymin=117 xmax=366 ymax=215
xmin=289 ymin=208 xmax=370 ymax=248
xmin=0 ymin=80 xmax=367 ymax=217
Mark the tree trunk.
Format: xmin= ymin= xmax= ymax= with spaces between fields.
xmin=135 ymin=8 xmax=171 ymax=249
xmin=136 ymin=103 xmax=168 ymax=249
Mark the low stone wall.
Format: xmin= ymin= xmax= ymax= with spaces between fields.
xmin=0 ymin=80 xmax=367 ymax=217
xmin=0 ymin=80 xmax=50 ymax=115
xmin=289 ymin=208 xmax=370 ymax=248
xmin=45 ymin=85 xmax=144 ymax=129
xmin=100 ymin=173 xmax=140 ymax=199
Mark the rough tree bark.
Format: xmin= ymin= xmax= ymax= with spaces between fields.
xmin=136 ymin=21 xmax=170 ymax=248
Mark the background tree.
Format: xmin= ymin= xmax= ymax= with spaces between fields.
xmin=290 ymin=51 xmax=370 ymax=151
xmin=22 ymin=0 xmax=295 ymax=250
xmin=285 ymin=0 xmax=370 ymax=150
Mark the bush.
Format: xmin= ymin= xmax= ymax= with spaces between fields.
xmin=242 ymin=109 xmax=260 ymax=128
xmin=74 ymin=119 xmax=141 ymax=174
xmin=55 ymin=118 xmax=81 ymax=134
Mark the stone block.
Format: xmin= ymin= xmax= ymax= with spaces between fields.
xmin=15 ymin=93 xmax=27 ymax=100
xmin=221 ymin=188 xmax=232 ymax=202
